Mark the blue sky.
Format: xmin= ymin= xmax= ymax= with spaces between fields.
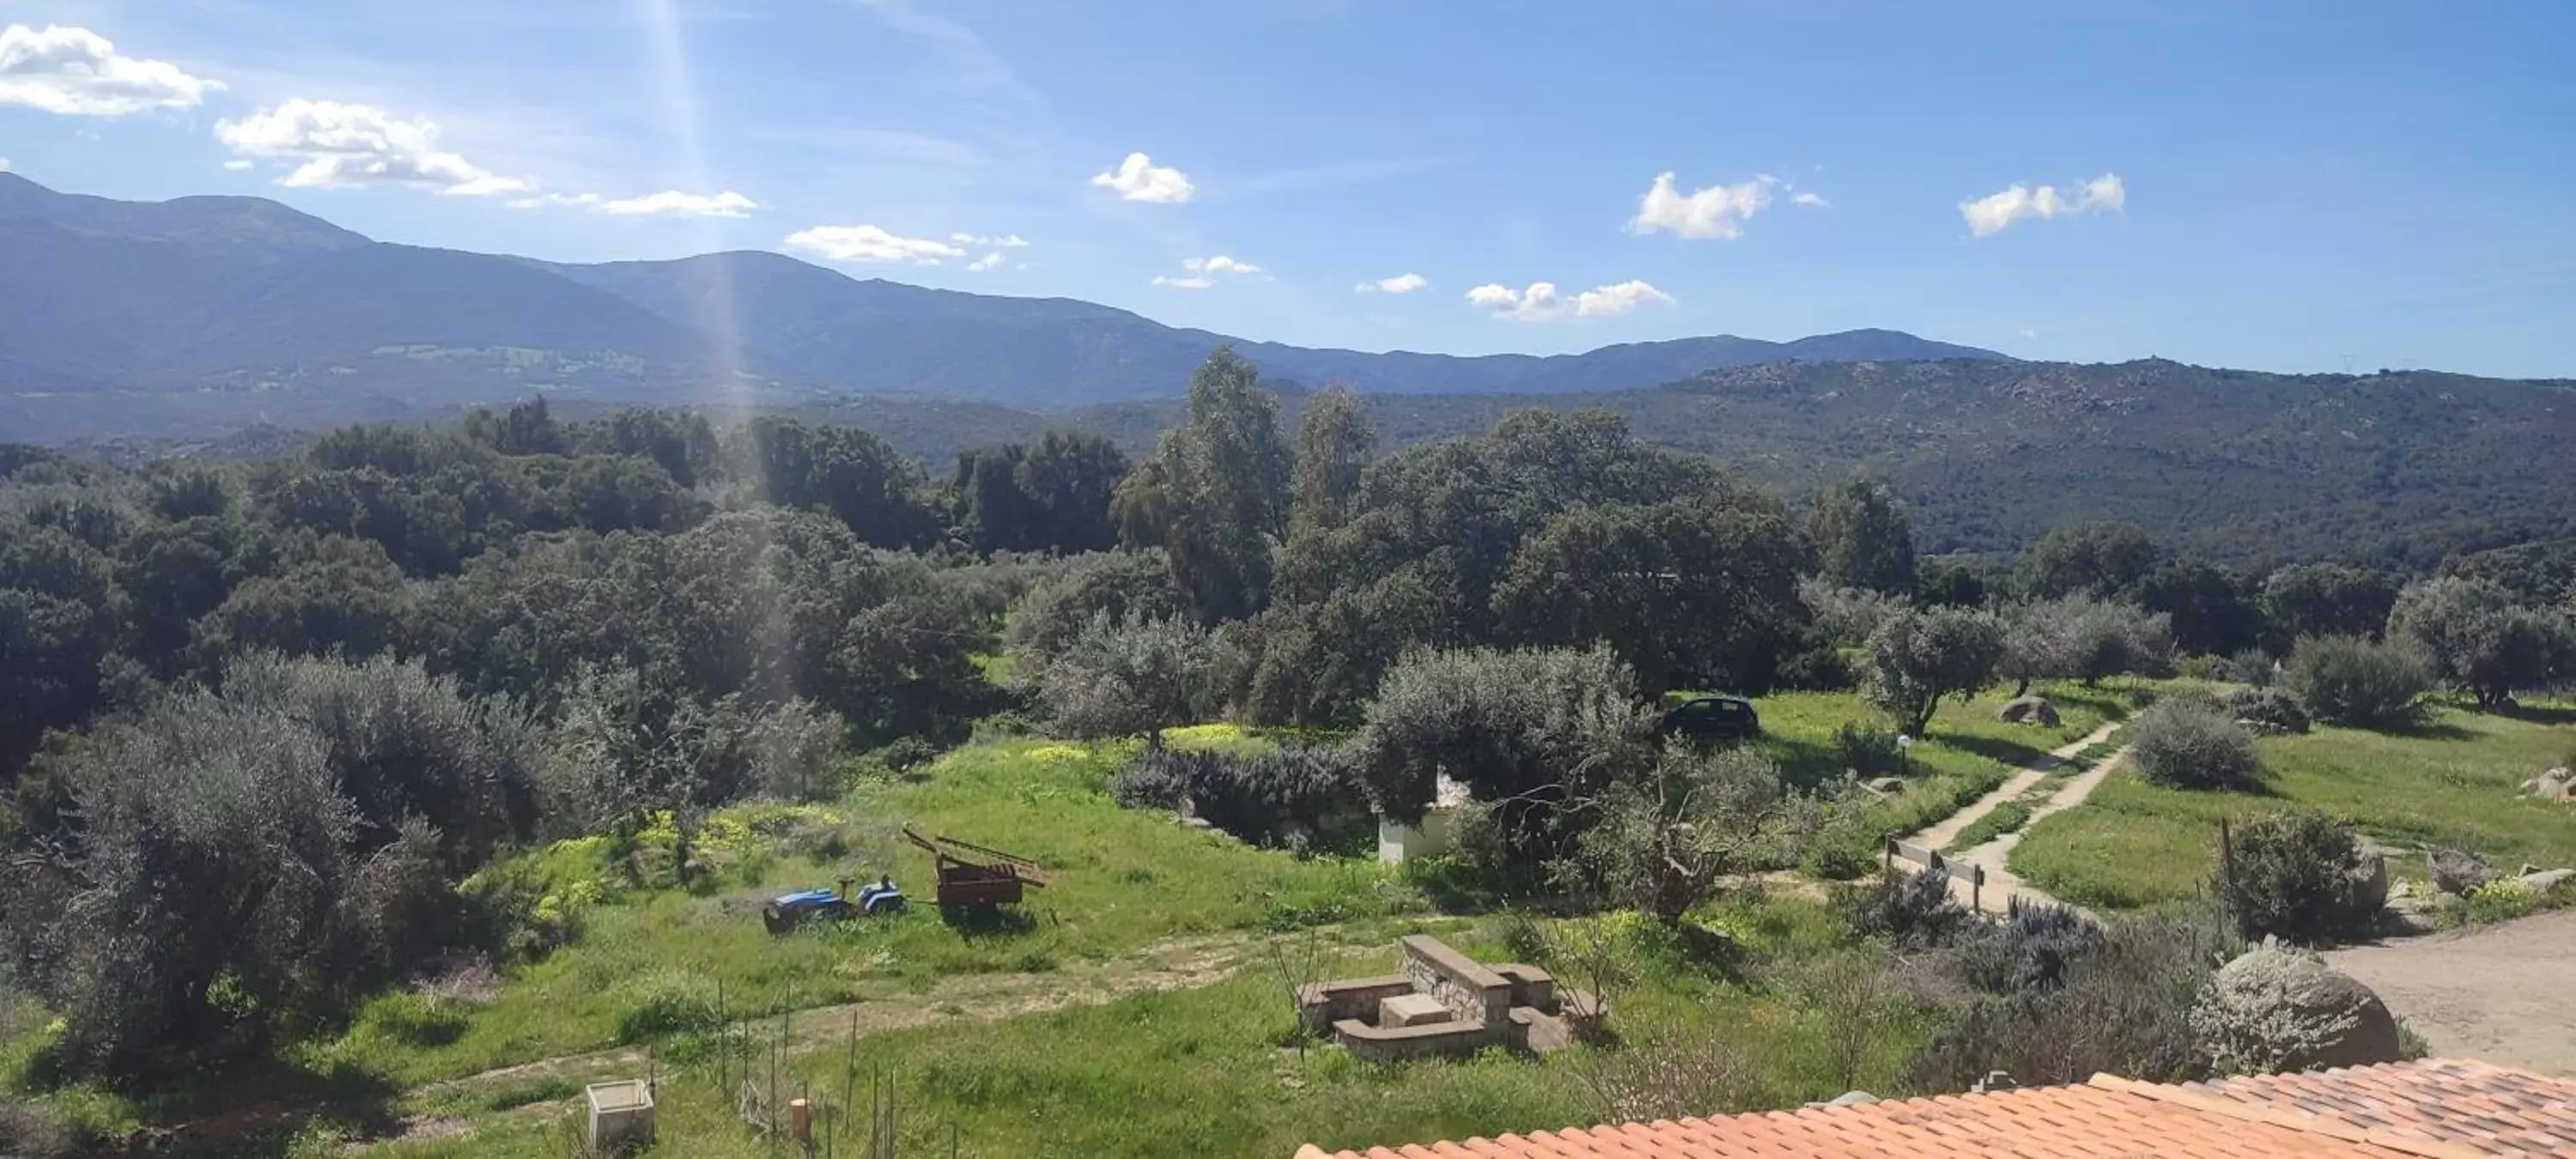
xmin=4 ymin=0 xmax=2572 ymax=377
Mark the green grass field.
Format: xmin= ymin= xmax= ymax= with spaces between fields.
xmin=0 ymin=684 xmax=2148 ymax=1156
xmin=2013 ymin=700 xmax=2576 ymax=910
xmin=354 ymin=898 xmax=1935 ymax=1158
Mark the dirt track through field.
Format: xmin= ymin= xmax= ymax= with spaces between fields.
xmin=2325 ymin=907 xmax=2576 ymax=1078
xmin=1901 ymin=724 xmax=2122 ymax=915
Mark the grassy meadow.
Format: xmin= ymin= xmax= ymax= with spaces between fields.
xmin=2013 ymin=698 xmax=2576 ymax=910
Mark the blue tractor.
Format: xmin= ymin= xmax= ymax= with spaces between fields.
xmin=762 ymin=876 xmax=906 ymax=933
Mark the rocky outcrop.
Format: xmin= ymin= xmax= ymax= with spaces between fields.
xmin=2193 ymin=938 xmax=2406 ymax=1074
xmin=1998 ymin=696 xmax=2061 ymax=726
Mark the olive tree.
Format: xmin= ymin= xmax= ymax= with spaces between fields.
xmin=1558 ymin=744 xmax=1826 ymax=926
xmin=1033 ymin=610 xmax=1236 ymax=743
xmin=2385 ymin=577 xmax=2576 ymax=710
xmin=1862 ymin=605 xmax=2008 ymax=737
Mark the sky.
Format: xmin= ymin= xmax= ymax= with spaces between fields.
xmin=3 ymin=0 xmax=2573 ymax=378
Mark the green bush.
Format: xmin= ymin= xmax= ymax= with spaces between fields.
xmin=1832 ymin=722 xmax=1906 ymax=779
xmin=613 ymin=968 xmax=726 ymax=1043
xmin=1112 ymin=744 xmax=1368 ymax=852
xmin=1957 ymin=900 xmax=2104 ymax=997
xmin=2223 ymin=688 xmax=2310 ymax=734
xmin=2129 ymin=699 xmax=2263 ymax=791
xmin=2220 ymin=810 xmax=2380 ymax=945
xmin=1836 ymin=868 xmax=1969 ymax=950
xmin=2280 ymin=635 xmax=2432 ymax=729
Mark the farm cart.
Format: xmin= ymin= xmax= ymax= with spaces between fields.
xmin=903 ymin=828 xmax=1047 ymax=918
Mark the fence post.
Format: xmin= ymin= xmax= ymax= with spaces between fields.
xmin=1972 ymin=864 xmax=1984 ymax=912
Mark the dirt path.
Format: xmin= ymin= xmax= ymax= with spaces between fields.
xmin=1899 ymin=723 xmax=2123 ymax=916
xmin=371 ymin=928 xmax=1389 ymax=1149
xmin=2325 ymin=907 xmax=2576 ymax=1078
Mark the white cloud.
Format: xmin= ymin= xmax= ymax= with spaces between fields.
xmin=1466 ymin=279 xmax=1674 ymax=322
xmin=221 ymin=158 xmax=252 ymax=172
xmin=1790 ymin=191 xmax=1831 ymax=208
xmin=1091 ymin=151 xmax=1194 ymax=203
xmin=216 ymin=99 xmax=529 ymax=195
xmin=0 ymin=24 xmax=222 ymax=117
xmin=0 ymin=157 xmax=10 ymax=173
xmin=1959 ymin=173 xmax=2125 ymax=238
xmin=1356 ymin=273 xmax=1428 ymax=294
xmin=2018 ymin=328 xmax=2039 ymax=340
xmin=1153 ymin=255 xmax=1264 ymax=288
xmin=951 ymin=232 xmax=1030 ymax=248
xmin=1182 ymin=254 xmax=1263 ymax=276
xmin=966 ymin=252 xmax=1004 ymax=272
xmin=1629 ymin=171 xmax=1778 ymax=240
xmin=597 ymin=190 xmax=759 ymax=218
xmin=507 ymin=192 xmax=603 ymax=210
xmin=783 ymin=223 xmax=966 ymax=264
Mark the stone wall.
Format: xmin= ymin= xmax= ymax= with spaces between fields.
xmin=1333 ymin=1019 xmax=1493 ymax=1063
xmin=1399 ymin=935 xmax=1510 ymax=1029
xmin=1297 ymin=975 xmax=1413 ymax=1035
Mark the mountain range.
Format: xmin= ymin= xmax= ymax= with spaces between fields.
xmin=0 ymin=173 xmax=2001 ymax=440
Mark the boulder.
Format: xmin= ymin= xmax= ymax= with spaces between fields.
xmin=2193 ymin=938 xmax=2405 ymax=1073
xmin=2521 ymin=768 xmax=2576 ymax=802
xmin=2521 ymin=868 xmax=2574 ymax=893
xmin=2427 ymin=846 xmax=2494 ymax=895
xmin=1864 ymin=777 xmax=1908 ymax=796
xmin=1997 ymin=696 xmax=2061 ymax=727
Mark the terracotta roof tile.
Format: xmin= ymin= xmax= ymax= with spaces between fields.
xmin=1295 ymin=1060 xmax=2576 ymax=1159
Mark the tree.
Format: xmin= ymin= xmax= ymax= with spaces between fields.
xmin=1558 ymin=744 xmax=1822 ymax=926
xmin=1862 ymin=605 xmax=2007 ymax=736
xmin=2261 ymin=563 xmax=2395 ymax=647
xmin=1810 ymin=474 xmax=1917 ymax=596
xmin=2017 ymin=521 xmax=2157 ymax=600
xmin=2136 ymin=560 xmax=2264 ymax=658
xmin=1350 ymin=646 xmax=1658 ymax=870
xmin=2385 ymin=576 xmax=2576 ymax=710
xmin=1492 ymin=498 xmax=1811 ymax=695
xmin=1016 ymin=431 xmax=1130 ymax=554
xmin=1998 ymin=595 xmax=2175 ymax=695
xmin=1127 ymin=349 xmax=1294 ymax=622
xmin=728 ymin=417 xmax=939 ymax=549
xmin=1290 ymin=385 xmax=1376 ymax=535
xmin=1917 ymin=556 xmax=1994 ymax=608
xmin=2280 ymin=634 xmax=2433 ymax=729
xmin=1032 ymin=610 xmax=1234 ymax=743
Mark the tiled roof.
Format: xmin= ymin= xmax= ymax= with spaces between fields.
xmin=2164 ymin=1059 xmax=2576 ymax=1156
xmin=1294 ymin=1059 xmax=2576 ymax=1159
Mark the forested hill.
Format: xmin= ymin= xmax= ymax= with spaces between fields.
xmin=0 ymin=173 xmax=2000 ymax=430
xmin=774 ymin=357 xmax=2576 ymax=572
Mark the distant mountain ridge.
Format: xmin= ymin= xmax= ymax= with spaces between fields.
xmin=0 ymin=173 xmax=2004 ymax=421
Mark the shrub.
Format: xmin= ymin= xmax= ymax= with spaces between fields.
xmin=1957 ymin=900 xmax=2105 ymax=997
xmin=2129 ymin=698 xmax=2264 ymax=790
xmin=2281 ymin=634 xmax=2432 ymax=729
xmin=0 ymin=1097 xmax=74 ymax=1159
xmin=1832 ymin=722 xmax=1907 ymax=779
xmin=1034 ymin=610 xmax=1235 ymax=741
xmin=1351 ymin=645 xmax=1659 ymax=870
xmin=1905 ymin=904 xmax=2238 ymax=1092
xmin=1112 ymin=745 xmax=1366 ymax=851
xmin=2220 ymin=810 xmax=2381 ymax=944
xmin=1838 ymin=868 xmax=1970 ymax=950
xmin=2223 ymin=688 xmax=2310 ymax=735
xmin=2222 ymin=648 xmax=2276 ymax=686
xmin=613 ymin=968 xmax=726 ymax=1043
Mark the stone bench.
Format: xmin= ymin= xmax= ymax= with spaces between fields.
xmin=1492 ymin=962 xmax=1555 ymax=1012
xmin=1400 ymin=934 xmax=1510 ymax=1029
xmin=1378 ymin=992 xmax=1449 ymax=1028
xmin=1331 ymin=1017 xmax=1492 ymax=1063
xmin=1297 ymin=974 xmax=1413 ymax=1035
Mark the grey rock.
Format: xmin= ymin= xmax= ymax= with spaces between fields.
xmin=1864 ymin=777 xmax=1908 ymax=796
xmin=2427 ymin=846 xmax=2494 ymax=895
xmin=2345 ymin=846 xmax=2390 ymax=914
xmin=1998 ymin=695 xmax=2061 ymax=726
xmin=2521 ymin=868 xmax=2574 ymax=892
xmin=2195 ymin=938 xmax=2405 ymax=1073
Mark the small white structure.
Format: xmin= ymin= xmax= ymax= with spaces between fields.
xmin=1377 ymin=774 xmax=1471 ymax=864
xmin=586 ymin=1078 xmax=656 ymax=1152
